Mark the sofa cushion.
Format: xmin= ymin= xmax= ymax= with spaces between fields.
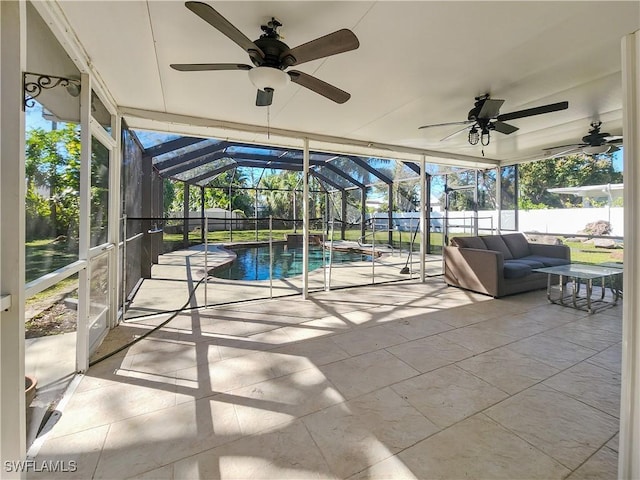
xmin=503 ymin=260 xmax=532 ymax=279
xmin=510 ymin=258 xmax=545 ymax=269
xmin=481 ymin=235 xmax=514 ymax=259
xmin=522 ymin=255 xmax=570 ymax=267
xmin=502 ymin=233 xmax=531 ymax=259
xmin=450 ymin=236 xmax=486 ymax=249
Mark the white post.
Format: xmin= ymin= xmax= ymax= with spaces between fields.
xmin=619 ymin=29 xmax=640 ymax=480
xmin=76 ymin=72 xmax=92 ymax=373
xmin=302 ymin=139 xmax=310 ymax=299
xmin=122 ymin=214 xmax=127 ymax=317
xmin=0 ymin=0 xmax=27 ymax=470
xmin=269 ymin=215 xmax=273 ymax=298
xmin=204 ymin=216 xmax=208 ymax=307
xmin=420 ymin=155 xmax=427 ymax=282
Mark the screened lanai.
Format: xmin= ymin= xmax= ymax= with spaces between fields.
xmin=2 ymin=2 xmax=640 ymax=479
xmin=121 ymin=128 xmax=482 ymax=318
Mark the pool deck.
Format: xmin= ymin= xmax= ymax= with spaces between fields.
xmin=125 ymin=243 xmax=442 ymax=319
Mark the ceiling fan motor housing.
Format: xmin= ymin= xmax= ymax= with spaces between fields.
xmin=252 ymin=37 xmax=292 ymax=68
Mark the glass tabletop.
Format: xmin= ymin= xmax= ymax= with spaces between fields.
xmin=532 ymin=264 xmax=624 ymax=280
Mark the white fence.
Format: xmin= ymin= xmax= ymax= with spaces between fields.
xmin=373 ymin=207 xmax=624 ymax=237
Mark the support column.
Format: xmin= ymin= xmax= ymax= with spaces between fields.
xmin=76 ymin=72 xmax=91 ymax=373
xmin=200 ymin=186 xmax=205 ymax=244
xmin=182 ymin=182 xmax=189 ymax=248
xmin=341 ymin=191 xmax=347 ymax=240
xmin=1 ymin=0 xmax=27 ymax=469
xmin=302 ymin=139 xmax=310 ymax=299
xmin=619 ymin=29 xmax=640 ymax=480
xmin=140 ymin=154 xmax=153 ymax=277
xmin=387 ymin=183 xmax=393 ymax=245
xmin=420 ymin=157 xmax=426 ymax=282
xmin=361 ymin=187 xmax=367 ymax=239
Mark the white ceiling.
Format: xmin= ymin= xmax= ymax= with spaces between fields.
xmin=49 ymin=1 xmax=639 ymax=165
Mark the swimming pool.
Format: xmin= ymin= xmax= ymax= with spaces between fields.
xmin=212 ymin=244 xmax=372 ymax=281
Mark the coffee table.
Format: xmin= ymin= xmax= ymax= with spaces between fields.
xmin=532 ymin=264 xmax=622 ymax=313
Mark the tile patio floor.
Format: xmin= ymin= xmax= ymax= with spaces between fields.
xmin=28 ymin=278 xmax=622 ymax=479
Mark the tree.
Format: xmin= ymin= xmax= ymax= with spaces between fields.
xmin=25 ymin=124 xmax=81 ymax=239
xmin=166 ymin=169 xmax=253 ymax=216
xmin=518 ymin=153 xmax=622 ymax=209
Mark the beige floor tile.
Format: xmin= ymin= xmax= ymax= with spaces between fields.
xmin=174 ymin=349 xmax=316 ymax=398
xmin=94 ymin=397 xmax=241 ymax=479
xmin=26 ymin=425 xmax=109 ymax=480
xmin=346 ymin=455 xmax=420 ymax=480
xmin=439 ymin=322 xmax=521 ymax=354
xmin=49 ymin=380 xmax=178 ymax=439
xmin=270 ymin=337 xmax=350 ymax=366
xmin=380 ymin=315 xmax=453 ymax=340
xmin=566 ymin=445 xmax=618 ymax=480
xmin=330 ymin=324 xmax=408 ymax=356
xmin=394 ymin=414 xmax=569 ymax=480
xmin=214 ymin=337 xmax=276 ymax=360
xmin=171 ymin=420 xmax=336 ymax=479
xmin=506 ymin=333 xmax=598 ymax=369
xmin=125 ymin=342 xmax=203 ymax=376
xmin=543 ymin=362 xmax=621 ymax=418
xmin=386 ymin=335 xmax=474 ymax=373
xmin=606 ymin=432 xmax=619 ymax=452
xmin=76 ymin=353 xmax=134 ymax=394
xmin=544 ymin=322 xmax=622 ymax=351
xmin=578 ymin=313 xmax=623 ymax=335
xmin=457 ymin=346 xmax=560 ymax=394
xmin=320 ymin=350 xmax=419 ymax=399
xmin=391 ymin=365 xmax=508 ymax=428
xmin=478 ymin=313 xmax=555 ymax=339
xmin=439 ymin=303 xmax=503 ymax=328
xmin=32 ymin=278 xmax=625 ymax=480
xmin=229 ymin=368 xmax=344 ymax=435
xmin=127 ymin=464 xmax=174 ymax=479
xmin=485 ymin=384 xmax=619 ymax=470
xmin=303 ymin=387 xmax=439 ymax=478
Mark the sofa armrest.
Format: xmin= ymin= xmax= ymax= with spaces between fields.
xmin=444 ymin=246 xmax=504 ymax=297
xmin=529 ymin=243 xmax=571 ymax=260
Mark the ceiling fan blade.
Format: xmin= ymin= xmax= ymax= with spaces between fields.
xmin=604 ymin=135 xmax=623 ymax=142
xmin=280 ymin=29 xmax=359 ymax=67
xmin=185 ymin=2 xmax=264 ymax=60
xmin=256 ymin=88 xmax=273 ymax=107
xmin=288 ymin=70 xmax=350 ymax=104
xmin=440 ymin=124 xmax=472 ymax=142
xmin=492 ymin=121 xmax=518 ymax=135
xmin=497 ymin=101 xmax=568 ymax=122
xmin=545 ymin=142 xmax=584 ymax=150
xmin=418 ymin=120 xmax=473 ymax=130
xmin=545 ymin=146 xmax=581 ymax=158
xmin=477 ymin=99 xmax=504 ymax=119
xmin=608 ymin=145 xmax=620 ymax=153
xmin=170 ymin=63 xmax=252 ymax=71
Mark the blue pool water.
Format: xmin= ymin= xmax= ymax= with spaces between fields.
xmin=213 ymin=244 xmax=372 ymax=281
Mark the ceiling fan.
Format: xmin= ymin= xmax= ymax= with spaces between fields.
xmin=544 ymin=121 xmax=623 ymax=157
xmin=418 ymin=94 xmax=569 ymax=147
xmin=170 ymin=1 xmax=359 ymax=107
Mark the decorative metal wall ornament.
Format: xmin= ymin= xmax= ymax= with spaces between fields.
xmin=23 ymin=72 xmax=81 ymax=110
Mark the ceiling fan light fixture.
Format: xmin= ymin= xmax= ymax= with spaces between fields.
xmin=583 ymin=144 xmax=610 ymax=155
xmin=468 ymin=126 xmax=480 ymax=145
xmin=248 ymin=66 xmax=290 ymax=92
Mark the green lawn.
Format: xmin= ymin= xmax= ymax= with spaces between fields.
xmin=25 ymin=239 xmax=79 ymax=283
xmin=563 ymin=240 xmax=623 ymax=265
